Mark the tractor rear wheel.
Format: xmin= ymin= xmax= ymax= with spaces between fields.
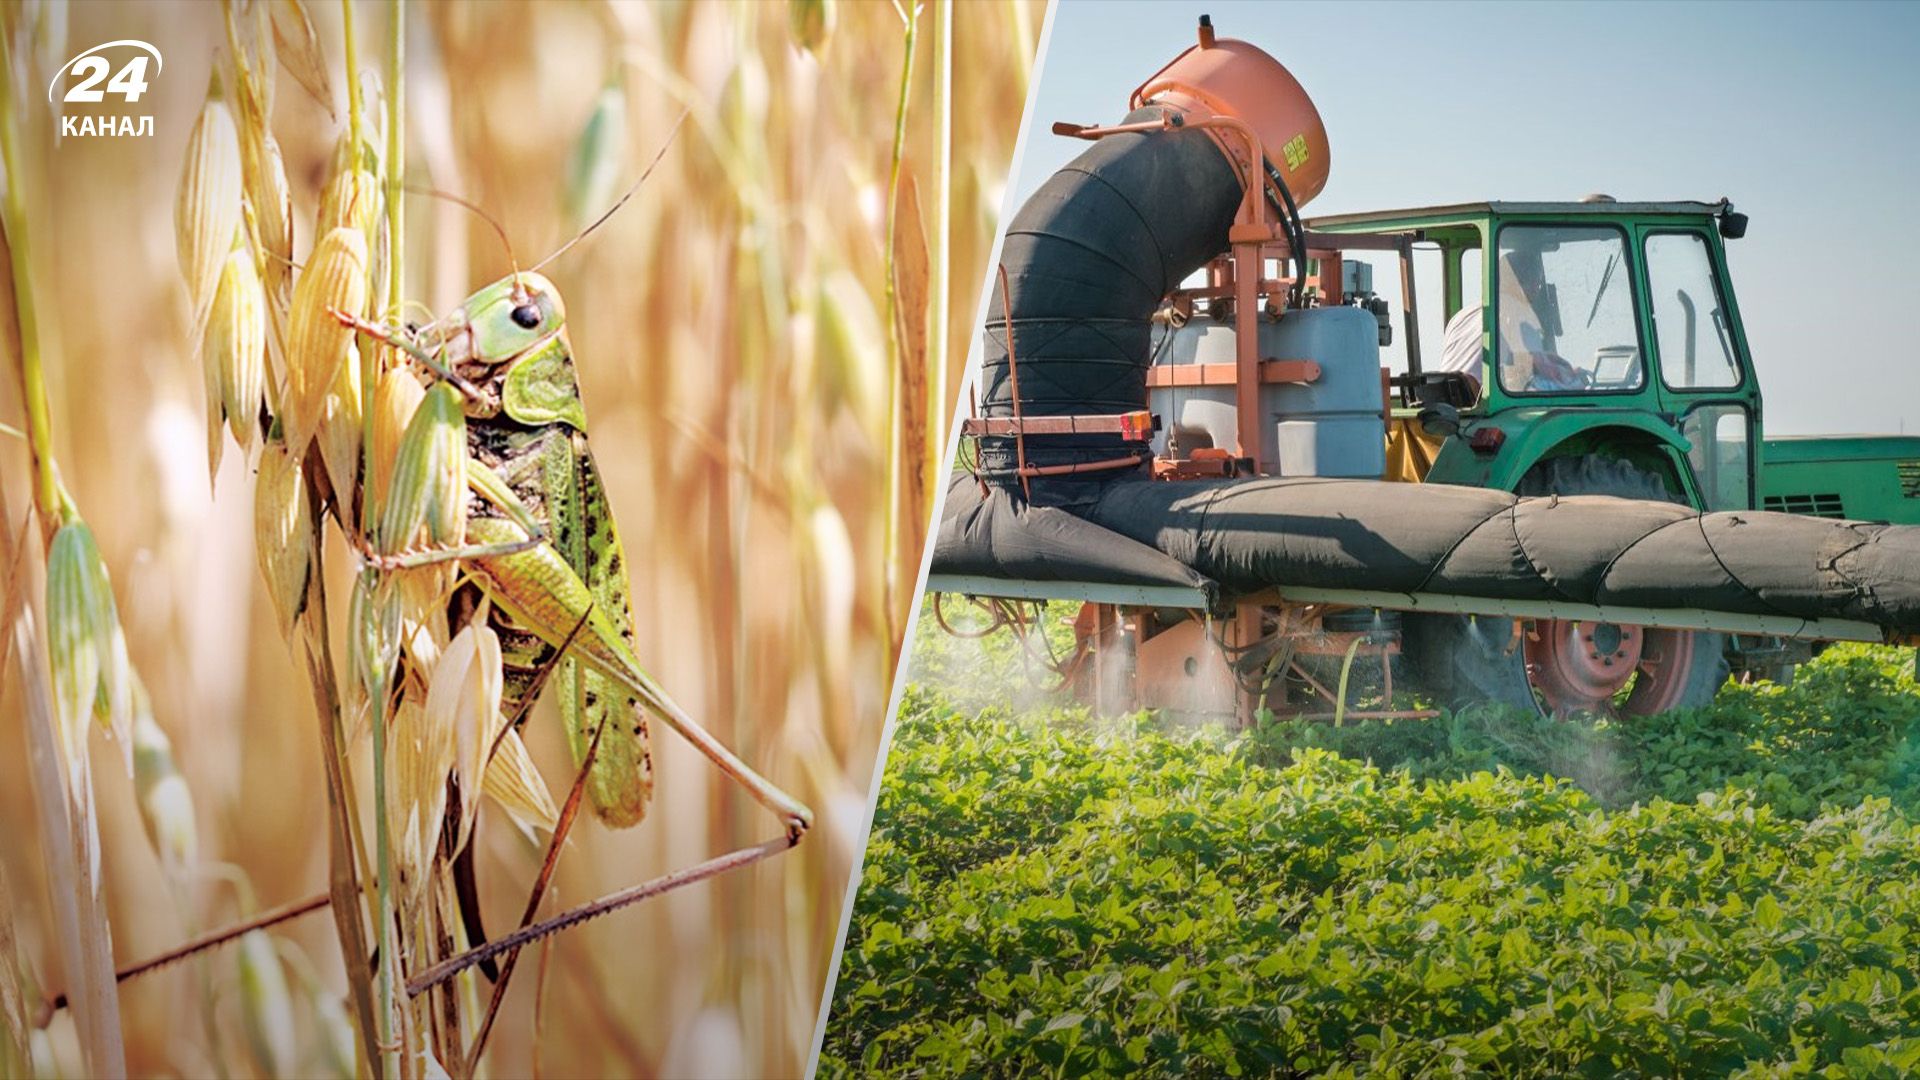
xmin=1405 ymin=455 xmax=1729 ymax=717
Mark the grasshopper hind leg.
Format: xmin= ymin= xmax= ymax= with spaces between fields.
xmin=558 ymin=655 xmax=653 ymax=828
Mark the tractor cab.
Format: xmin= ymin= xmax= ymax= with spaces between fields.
xmin=1307 ymin=199 xmax=1761 ymax=512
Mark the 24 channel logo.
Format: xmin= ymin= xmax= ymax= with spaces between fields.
xmin=48 ymin=39 xmax=162 ymax=138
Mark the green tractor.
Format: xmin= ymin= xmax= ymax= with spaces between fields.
xmin=935 ymin=20 xmax=1920 ymax=725
xmin=1309 ymin=197 xmax=1920 ymax=712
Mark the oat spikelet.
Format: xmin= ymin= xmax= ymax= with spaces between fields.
xmin=269 ymin=0 xmax=336 ymax=118
xmin=387 ymin=695 xmax=444 ymax=912
xmin=317 ymin=135 xmax=387 ymax=318
xmin=44 ymin=528 xmax=104 ymax=785
xmin=371 ymin=366 xmax=454 ymax=654
xmin=790 ymin=0 xmax=836 ymax=54
xmin=564 ymin=83 xmax=626 ymax=233
xmin=174 ymin=82 xmax=244 ymax=331
xmin=245 ymin=132 xmax=295 ymax=305
xmin=370 ymin=364 xmax=427 ymax=515
xmin=236 ymin=930 xmax=296 ymax=1078
xmin=282 ymin=227 xmax=367 ymax=457
xmin=45 ymin=520 xmax=134 ymax=786
xmin=253 ymin=433 xmax=312 ymax=638
xmin=130 ymin=688 xmax=197 ymax=877
xmin=376 ymin=381 xmax=466 ymax=557
xmin=205 ymin=246 xmax=267 ymax=461
xmin=200 ymin=317 xmax=228 ymax=482
xmin=347 ymin=571 xmax=400 ymax=722
xmin=319 ymin=139 xmax=380 ymax=239
xmin=317 ymin=342 xmax=363 ymax=511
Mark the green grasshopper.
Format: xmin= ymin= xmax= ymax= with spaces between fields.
xmin=39 ymin=124 xmax=810 ymax=1054
xmin=339 ymin=266 xmax=812 ymax=996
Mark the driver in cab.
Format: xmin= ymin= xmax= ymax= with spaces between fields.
xmin=1437 ymin=250 xmax=1587 ymax=394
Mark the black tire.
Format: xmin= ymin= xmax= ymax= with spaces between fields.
xmin=1623 ymin=626 xmax=1732 ymax=713
xmin=1405 ymin=454 xmax=1729 ymax=716
xmin=1402 ymin=612 xmax=1538 ymax=711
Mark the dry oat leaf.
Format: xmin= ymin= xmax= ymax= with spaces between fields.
xmin=483 ymin=726 xmax=559 ymax=835
xmin=0 ymin=867 xmax=32 ymax=1078
xmin=420 ymin=621 xmax=503 ymax=857
xmin=12 ymin=610 xmax=125 ymax=1076
xmin=0 ymin=510 xmax=30 ymax=688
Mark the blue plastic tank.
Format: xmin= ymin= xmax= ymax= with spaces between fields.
xmin=1150 ymin=304 xmax=1386 ymax=478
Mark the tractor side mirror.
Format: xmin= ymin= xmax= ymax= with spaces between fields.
xmin=1718 ymin=210 xmax=1749 ymax=240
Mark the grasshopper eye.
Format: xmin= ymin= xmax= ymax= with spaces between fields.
xmin=510 ymin=303 xmax=542 ymax=330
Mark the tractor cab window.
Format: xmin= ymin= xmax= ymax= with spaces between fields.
xmin=1644 ymin=232 xmax=1742 ymax=390
xmin=1495 ymin=225 xmax=1644 ymax=395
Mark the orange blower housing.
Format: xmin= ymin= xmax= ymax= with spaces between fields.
xmin=1132 ymin=30 xmax=1331 ymax=213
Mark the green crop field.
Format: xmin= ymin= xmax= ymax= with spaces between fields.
xmin=821 ymin=609 xmax=1920 ymax=1077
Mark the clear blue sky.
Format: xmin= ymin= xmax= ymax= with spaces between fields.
xmin=1012 ymin=0 xmax=1920 ymax=436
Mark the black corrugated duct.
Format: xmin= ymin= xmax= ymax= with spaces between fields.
xmin=935 ymin=475 xmax=1920 ymax=634
xmin=979 ymin=108 xmax=1242 ymax=504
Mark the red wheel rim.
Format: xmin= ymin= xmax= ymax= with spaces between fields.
xmin=1523 ymin=618 xmax=1643 ymax=714
xmin=1523 ymin=619 xmax=1700 ymax=716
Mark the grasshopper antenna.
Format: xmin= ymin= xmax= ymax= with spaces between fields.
xmin=529 ymin=108 xmax=689 ymax=274
xmin=407 ymin=183 xmax=522 ymax=282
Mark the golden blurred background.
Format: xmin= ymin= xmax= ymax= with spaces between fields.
xmin=0 ymin=0 xmax=1040 ymax=1075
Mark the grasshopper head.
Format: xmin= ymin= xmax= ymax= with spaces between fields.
xmin=428 ymin=272 xmax=586 ymax=428
xmin=461 ymin=272 xmax=568 ymax=363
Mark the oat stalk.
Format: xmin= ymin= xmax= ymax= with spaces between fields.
xmin=0 ymin=18 xmax=126 ymax=1076
xmin=881 ymin=0 xmax=920 ymax=646
xmin=342 ymin=1 xmax=406 ymax=1074
xmin=0 ymin=19 xmax=60 ymax=536
xmin=932 ymin=0 xmax=952 ymax=471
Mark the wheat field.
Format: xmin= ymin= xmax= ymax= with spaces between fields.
xmin=0 ymin=1 xmax=1040 ymax=1076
